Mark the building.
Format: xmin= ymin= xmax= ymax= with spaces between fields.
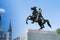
xmin=14 ymin=37 xmax=20 ymax=40
xmin=20 ymin=29 xmax=60 ymax=40
xmin=0 ymin=15 xmax=12 ymax=40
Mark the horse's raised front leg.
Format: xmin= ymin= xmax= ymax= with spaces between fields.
xmin=26 ymin=17 xmax=29 ymax=24
xmin=45 ymin=20 xmax=51 ymax=28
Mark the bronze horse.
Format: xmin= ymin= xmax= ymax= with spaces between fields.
xmin=26 ymin=15 xmax=51 ymax=30
xmin=26 ymin=7 xmax=51 ymax=30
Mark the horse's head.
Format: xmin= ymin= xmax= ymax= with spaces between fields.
xmin=31 ymin=6 xmax=37 ymax=11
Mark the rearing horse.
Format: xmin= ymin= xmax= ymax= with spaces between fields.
xmin=26 ymin=15 xmax=51 ymax=30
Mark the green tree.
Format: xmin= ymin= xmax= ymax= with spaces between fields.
xmin=56 ymin=28 xmax=60 ymax=34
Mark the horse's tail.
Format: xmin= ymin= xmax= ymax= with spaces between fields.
xmin=46 ymin=20 xmax=51 ymax=28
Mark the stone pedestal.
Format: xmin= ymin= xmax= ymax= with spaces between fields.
xmin=20 ymin=29 xmax=60 ymax=40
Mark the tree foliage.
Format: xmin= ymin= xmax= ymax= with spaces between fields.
xmin=56 ymin=28 xmax=60 ymax=34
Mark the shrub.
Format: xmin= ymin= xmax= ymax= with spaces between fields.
xmin=56 ymin=28 xmax=60 ymax=34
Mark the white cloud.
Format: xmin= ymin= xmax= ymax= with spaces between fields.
xmin=0 ymin=8 xmax=5 ymax=13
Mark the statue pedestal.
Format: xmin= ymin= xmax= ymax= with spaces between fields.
xmin=20 ymin=29 xmax=60 ymax=40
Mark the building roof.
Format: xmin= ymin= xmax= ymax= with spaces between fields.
xmin=8 ymin=21 xmax=12 ymax=32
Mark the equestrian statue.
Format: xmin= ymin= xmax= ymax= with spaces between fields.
xmin=26 ymin=6 xmax=51 ymax=30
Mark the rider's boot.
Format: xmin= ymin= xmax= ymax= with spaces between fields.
xmin=35 ymin=19 xmax=38 ymax=22
xmin=35 ymin=15 xmax=38 ymax=22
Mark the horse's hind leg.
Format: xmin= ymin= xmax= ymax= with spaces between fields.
xmin=40 ymin=25 xmax=44 ymax=29
xmin=38 ymin=22 xmax=44 ymax=30
xmin=45 ymin=20 xmax=51 ymax=28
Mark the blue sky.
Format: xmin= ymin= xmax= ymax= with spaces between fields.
xmin=0 ymin=0 xmax=60 ymax=39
